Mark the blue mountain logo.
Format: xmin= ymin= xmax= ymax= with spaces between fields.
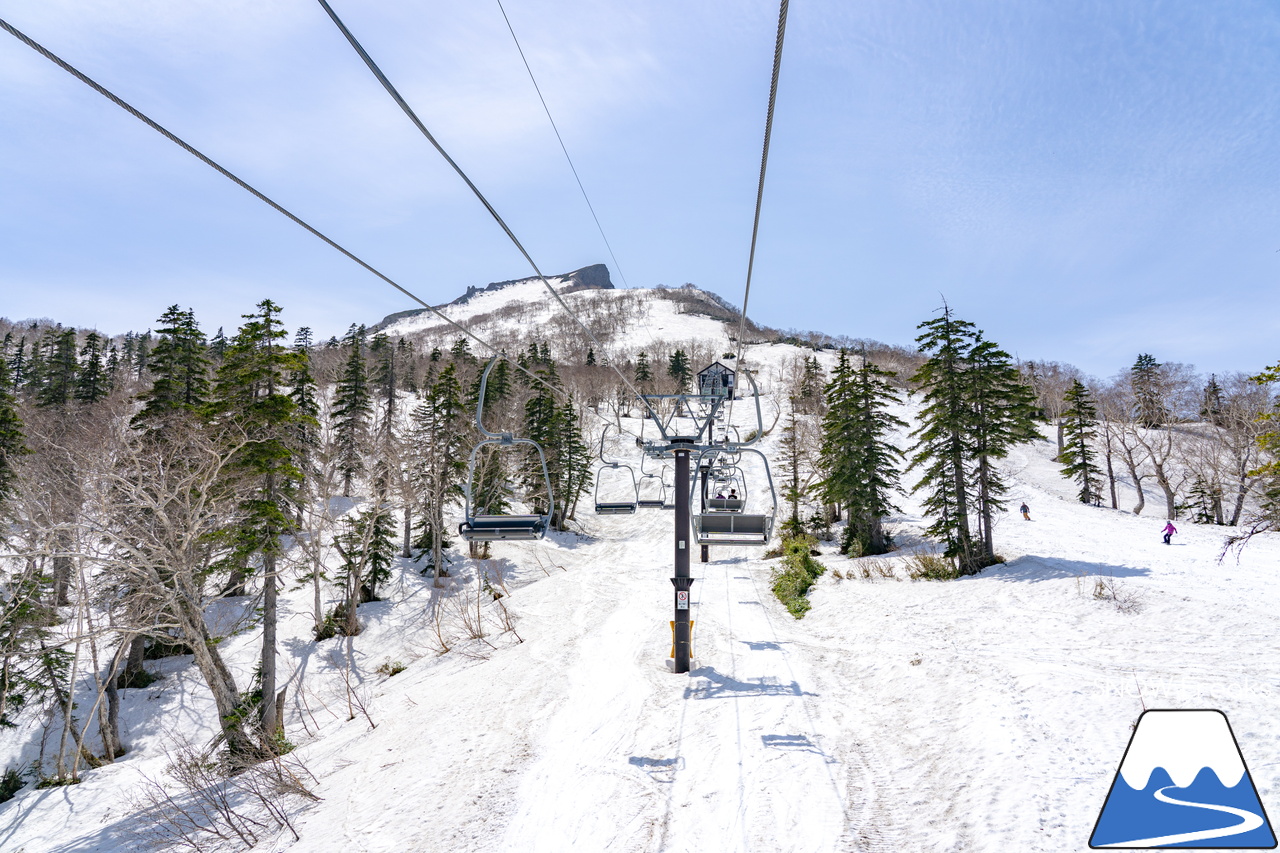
xmin=1091 ymin=709 xmax=1276 ymax=848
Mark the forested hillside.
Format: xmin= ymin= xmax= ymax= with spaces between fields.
xmin=1 ymin=278 xmax=1278 ymax=852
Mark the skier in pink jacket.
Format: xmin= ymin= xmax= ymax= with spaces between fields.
xmin=1162 ymin=521 xmax=1177 ymax=545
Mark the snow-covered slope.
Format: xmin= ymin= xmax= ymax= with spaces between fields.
xmin=3 ymin=288 xmax=1279 ymax=853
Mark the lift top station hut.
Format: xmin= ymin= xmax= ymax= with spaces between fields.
xmin=697 ymin=361 xmax=736 ymax=400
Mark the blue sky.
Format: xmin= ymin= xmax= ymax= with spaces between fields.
xmin=2 ymin=0 xmax=1279 ymax=379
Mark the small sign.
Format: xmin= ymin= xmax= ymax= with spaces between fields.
xmin=676 ymin=591 xmax=689 ymax=610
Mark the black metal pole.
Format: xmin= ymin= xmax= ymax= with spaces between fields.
xmin=672 ymin=442 xmax=693 ymax=673
xmin=699 ymin=462 xmax=710 ymax=563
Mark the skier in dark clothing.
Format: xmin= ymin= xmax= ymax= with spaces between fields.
xmin=1020 ymin=502 xmax=1031 ymax=521
xmin=1162 ymin=521 xmax=1177 ymax=545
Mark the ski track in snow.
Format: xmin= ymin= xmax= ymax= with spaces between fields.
xmin=3 ymin=338 xmax=1280 ymax=852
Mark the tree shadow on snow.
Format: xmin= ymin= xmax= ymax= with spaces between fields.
xmin=977 ymin=555 xmax=1150 ymax=583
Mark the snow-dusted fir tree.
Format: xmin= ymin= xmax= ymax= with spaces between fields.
xmin=819 ymin=349 xmax=905 ymax=556
xmin=1059 ymin=379 xmax=1103 ymax=504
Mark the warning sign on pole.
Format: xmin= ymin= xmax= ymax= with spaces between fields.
xmin=676 ymin=590 xmax=689 ymax=610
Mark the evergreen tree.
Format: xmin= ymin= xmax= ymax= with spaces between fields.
xmin=370 ymin=332 xmax=397 ymax=434
xmin=586 ymin=347 xmax=596 ymax=366
xmin=333 ymin=325 xmax=371 ymax=497
xmin=1131 ymin=353 xmax=1166 ymax=428
xmin=38 ymin=329 xmax=78 ymax=407
xmin=134 ymin=306 xmax=209 ymax=429
xmin=0 ymin=358 xmax=28 ymax=518
xmin=1200 ymin=374 xmax=1226 ymax=427
xmin=8 ymin=338 xmax=27 ymax=388
xmin=288 ymin=327 xmax=320 ymax=501
xmin=334 ymin=505 xmax=396 ymax=605
xmin=797 ymin=355 xmax=825 ymax=413
xmin=779 ymin=399 xmax=810 ymax=538
xmin=450 ymin=337 xmax=473 ymax=363
xmin=909 ymin=312 xmax=1040 ymax=572
xmin=1059 ymin=379 xmax=1103 ymax=504
xmin=208 ymin=327 xmax=228 ymax=364
xmin=134 ymin=331 xmax=151 ymax=381
xmin=549 ymin=395 xmax=592 ymax=527
xmin=396 ymin=338 xmax=416 ymax=393
xmin=964 ymin=334 xmax=1041 ymax=563
xmin=908 ymin=308 xmax=981 ymax=571
xmin=409 ymin=364 xmax=467 ymax=578
xmin=75 ymin=332 xmax=108 ymax=404
xmin=207 ymin=299 xmax=308 ymax=749
xmin=21 ymin=336 xmax=44 ymax=399
xmin=819 ymin=349 xmax=906 ymax=556
xmin=104 ymin=344 xmax=120 ymax=389
xmin=635 ymin=352 xmax=652 ymax=384
xmin=667 ymin=350 xmax=692 ymax=392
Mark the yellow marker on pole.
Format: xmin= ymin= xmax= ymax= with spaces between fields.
xmin=669 ymin=620 xmax=695 ymax=659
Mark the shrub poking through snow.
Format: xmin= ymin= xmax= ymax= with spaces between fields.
xmin=770 ymin=536 xmax=827 ymax=618
xmin=905 ymin=552 xmax=962 ymax=581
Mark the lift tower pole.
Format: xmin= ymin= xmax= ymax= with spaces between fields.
xmin=671 ymin=440 xmax=694 ymax=673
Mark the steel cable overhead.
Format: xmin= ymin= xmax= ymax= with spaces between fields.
xmin=495 ymin=0 xmax=632 ymax=292
xmin=728 ymin=0 xmax=790 ymax=428
xmin=313 ymin=0 xmax=659 ymax=423
xmin=0 ymin=14 xmax=588 ymax=411
xmin=495 ymin=0 xmax=661 ymax=356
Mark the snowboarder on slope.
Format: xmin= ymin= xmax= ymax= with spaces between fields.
xmin=1162 ymin=521 xmax=1177 ymax=545
xmin=1020 ymin=502 xmax=1031 ymax=521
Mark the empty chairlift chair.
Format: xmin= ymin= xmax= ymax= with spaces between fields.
xmin=636 ymin=452 xmax=668 ymax=509
xmin=595 ymin=426 xmax=639 ymax=514
xmin=458 ymin=358 xmax=554 ymax=542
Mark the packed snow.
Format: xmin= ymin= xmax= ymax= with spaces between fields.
xmin=3 ymin=294 xmax=1278 ymax=853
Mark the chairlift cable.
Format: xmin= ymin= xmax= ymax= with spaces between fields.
xmin=495 ymin=0 xmax=632 ymax=292
xmin=0 ymin=14 xmax=624 ymax=432
xmin=728 ymin=0 xmax=790 ymax=426
xmin=314 ymin=0 xmax=659 ymax=424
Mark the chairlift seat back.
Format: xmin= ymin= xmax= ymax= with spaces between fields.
xmin=595 ymin=501 xmax=638 ymax=515
xmin=458 ymin=514 xmax=547 ymax=542
xmin=707 ymin=497 xmax=744 ymax=512
xmin=693 ymin=512 xmax=772 ymax=545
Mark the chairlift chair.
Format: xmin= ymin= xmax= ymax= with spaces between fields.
xmin=636 ymin=452 xmax=668 ymax=509
xmin=458 ymin=357 xmax=555 ymax=542
xmin=594 ymin=426 xmax=639 ymax=515
xmin=705 ymin=461 xmax=746 ymax=513
xmin=690 ymin=446 xmax=776 ymax=545
xmin=688 ymin=371 xmax=777 ymax=546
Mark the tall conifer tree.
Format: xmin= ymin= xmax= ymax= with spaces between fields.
xmin=207 ymin=299 xmax=308 ymax=749
xmin=1060 ymin=379 xmax=1103 ymax=504
xmin=333 ymin=325 xmax=371 ymax=497
xmin=820 ymin=350 xmax=906 ymax=555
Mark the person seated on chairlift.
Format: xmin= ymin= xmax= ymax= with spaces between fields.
xmin=729 ymin=489 xmax=738 ymax=499
xmin=715 ymin=491 xmax=726 ymax=499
